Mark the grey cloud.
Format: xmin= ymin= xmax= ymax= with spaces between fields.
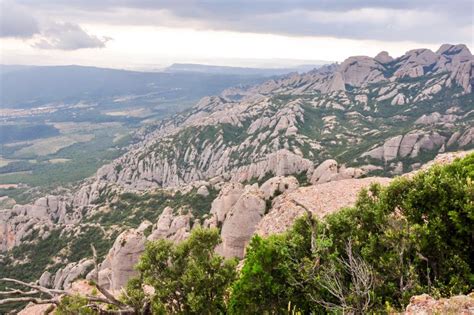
xmin=12 ymin=0 xmax=474 ymax=44
xmin=32 ymin=22 xmax=111 ymax=50
xmin=0 ymin=1 xmax=40 ymax=37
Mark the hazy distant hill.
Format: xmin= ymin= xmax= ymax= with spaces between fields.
xmin=165 ymin=63 xmax=323 ymax=76
xmin=0 ymin=65 xmax=269 ymax=108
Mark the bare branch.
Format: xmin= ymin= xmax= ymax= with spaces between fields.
xmin=0 ymin=278 xmax=66 ymax=297
xmin=314 ymin=240 xmax=374 ymax=313
xmin=0 ymin=289 xmax=39 ymax=296
xmin=0 ymin=296 xmax=57 ymax=306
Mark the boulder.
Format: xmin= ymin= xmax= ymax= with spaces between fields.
xmin=259 ymin=176 xmax=299 ymax=200
xmin=310 ymin=160 xmax=364 ymax=184
xmin=310 ymin=160 xmax=338 ymax=184
xmin=391 ymin=93 xmax=406 ymax=105
xmin=148 ymin=207 xmax=192 ymax=243
xmin=383 ymin=135 xmax=403 ymax=161
xmin=38 ymin=271 xmax=52 ymax=288
xmin=458 ymin=128 xmax=473 ymax=147
xmin=207 ymin=183 xmax=244 ymax=224
xmin=217 ymin=186 xmax=266 ymax=258
xmin=53 ymin=259 xmax=94 ymax=290
xmin=405 ymin=293 xmax=474 ymax=315
xmin=399 ymin=133 xmax=420 ymax=158
xmin=196 ymin=185 xmax=210 ymax=197
xmin=374 ymin=51 xmax=394 ymax=64
xmin=98 ymin=228 xmax=147 ymax=291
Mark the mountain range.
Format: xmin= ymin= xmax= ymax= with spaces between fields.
xmin=164 ymin=63 xmax=325 ymax=76
xmin=0 ymin=43 xmax=472 ymax=301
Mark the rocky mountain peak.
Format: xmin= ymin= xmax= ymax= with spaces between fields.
xmin=338 ymin=56 xmax=387 ymax=87
xmin=436 ymin=43 xmax=471 ymax=57
xmin=374 ymin=51 xmax=394 ymax=64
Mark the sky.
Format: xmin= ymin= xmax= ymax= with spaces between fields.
xmin=1 ymin=0 xmax=473 ymax=70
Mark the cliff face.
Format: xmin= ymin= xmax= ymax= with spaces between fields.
xmin=0 ymin=44 xmax=473 ymax=294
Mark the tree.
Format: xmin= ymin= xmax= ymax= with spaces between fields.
xmin=131 ymin=228 xmax=237 ymax=314
xmin=231 ymin=154 xmax=474 ymax=312
xmin=228 ymin=217 xmax=322 ymax=314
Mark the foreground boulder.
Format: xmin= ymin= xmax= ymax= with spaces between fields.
xmin=404 ymin=293 xmax=474 ymax=315
xmin=216 ymin=185 xmax=266 ymax=258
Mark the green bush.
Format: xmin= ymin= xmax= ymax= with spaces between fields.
xmin=230 ymin=153 xmax=474 ymax=313
xmin=127 ymin=228 xmax=238 ymax=314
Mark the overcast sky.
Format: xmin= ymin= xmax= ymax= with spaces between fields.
xmin=1 ymin=0 xmax=473 ymax=69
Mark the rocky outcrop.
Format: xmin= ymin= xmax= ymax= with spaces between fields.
xmin=97 ymin=222 xmax=150 ymax=291
xmin=362 ymin=132 xmax=448 ymax=163
xmin=148 ymin=207 xmax=193 ymax=243
xmin=404 ymin=293 xmax=474 ymax=315
xmin=98 ymin=208 xmax=194 ymax=291
xmin=206 ymin=183 xmax=244 ymax=226
xmin=256 ymin=177 xmax=392 ymax=236
xmin=374 ymin=51 xmax=393 ymax=64
xmin=231 ymin=149 xmax=314 ymax=183
xmin=204 ymin=176 xmax=299 ymax=258
xmin=216 ymin=185 xmax=266 ymax=258
xmin=259 ymin=176 xmax=299 ymax=200
xmin=310 ymin=160 xmax=364 ymax=184
xmin=393 ymin=49 xmax=439 ymax=79
xmin=0 ymin=195 xmax=73 ymax=252
xmin=52 ymin=259 xmax=94 ymax=290
xmin=338 ymin=56 xmax=387 ymax=87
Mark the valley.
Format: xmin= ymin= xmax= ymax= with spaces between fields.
xmin=0 ymin=65 xmax=275 ymax=205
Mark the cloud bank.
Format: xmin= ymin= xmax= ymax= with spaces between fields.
xmin=1 ymin=0 xmax=111 ymax=50
xmin=12 ymin=0 xmax=473 ymax=44
xmin=32 ymin=22 xmax=111 ymax=50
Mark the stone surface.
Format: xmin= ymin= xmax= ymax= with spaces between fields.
xmin=53 ymin=259 xmax=94 ymax=290
xmin=256 ymin=177 xmax=392 ymax=236
xmin=404 ymin=293 xmax=474 ymax=315
xmin=310 ymin=160 xmax=364 ymax=184
xmin=196 ymin=185 xmax=210 ymax=196
xmin=98 ymin=228 xmax=147 ymax=290
xmin=259 ymin=176 xmax=299 ymax=200
xmin=38 ymin=271 xmax=52 ymax=288
xmin=374 ymin=51 xmax=394 ymax=64
xmin=217 ymin=185 xmax=266 ymax=258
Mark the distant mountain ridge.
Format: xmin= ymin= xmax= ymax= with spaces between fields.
xmin=165 ymin=63 xmax=325 ymax=76
xmin=0 ymin=65 xmax=270 ymax=108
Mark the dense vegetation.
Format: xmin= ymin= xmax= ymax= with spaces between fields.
xmin=55 ymin=153 xmax=473 ymax=314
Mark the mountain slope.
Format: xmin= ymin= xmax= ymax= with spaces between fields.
xmin=0 ymin=44 xmax=472 ymax=303
xmin=93 ymin=44 xmax=473 ymax=190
